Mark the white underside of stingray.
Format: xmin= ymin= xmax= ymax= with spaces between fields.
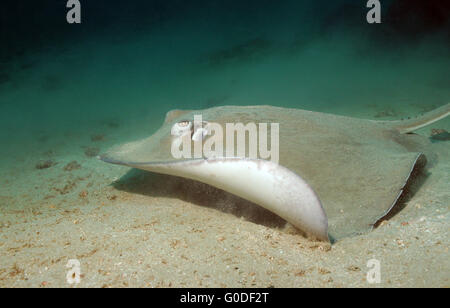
xmin=103 ymin=157 xmax=329 ymax=241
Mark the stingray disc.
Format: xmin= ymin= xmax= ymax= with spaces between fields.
xmin=101 ymin=104 xmax=448 ymax=241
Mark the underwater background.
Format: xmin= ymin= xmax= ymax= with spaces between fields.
xmin=0 ymin=0 xmax=449 ymax=287
xmin=1 ymin=1 xmax=449 ymax=144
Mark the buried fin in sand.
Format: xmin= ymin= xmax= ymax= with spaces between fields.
xmin=100 ymin=103 xmax=449 ymax=242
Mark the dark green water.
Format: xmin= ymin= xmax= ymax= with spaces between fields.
xmin=0 ymin=0 xmax=449 ymax=153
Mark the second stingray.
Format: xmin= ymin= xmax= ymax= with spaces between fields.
xmin=101 ymin=103 xmax=449 ymax=241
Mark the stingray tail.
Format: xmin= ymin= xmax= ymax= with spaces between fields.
xmin=384 ymin=103 xmax=450 ymax=134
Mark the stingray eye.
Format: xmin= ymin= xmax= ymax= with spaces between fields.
xmin=171 ymin=120 xmax=193 ymax=136
xmin=178 ymin=120 xmax=190 ymax=127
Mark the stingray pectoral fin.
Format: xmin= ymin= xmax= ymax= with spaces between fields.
xmin=101 ymin=156 xmax=329 ymax=241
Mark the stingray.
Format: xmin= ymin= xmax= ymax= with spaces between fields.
xmin=100 ymin=103 xmax=449 ymax=242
